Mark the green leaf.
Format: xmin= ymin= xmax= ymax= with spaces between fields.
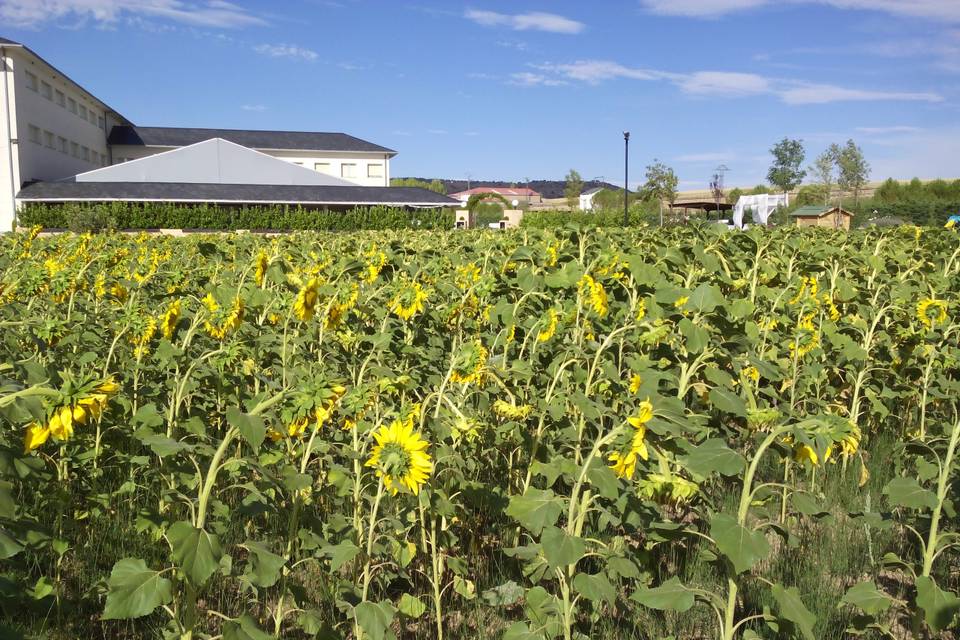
xmin=505 ymin=488 xmax=563 ymax=535
xmin=841 ymin=581 xmax=893 ymax=615
xmin=916 ymin=576 xmax=960 ymax=632
xmin=454 ymin=576 xmax=477 ymax=600
xmin=167 ymin=521 xmax=222 ymax=586
xmin=502 ymin=622 xmax=537 ymax=640
xmin=398 ymin=593 xmax=426 ymax=619
xmin=681 ymin=439 xmax=745 ymax=477
xmin=524 ymin=586 xmax=563 ymax=638
xmin=883 ymin=477 xmax=937 ymax=510
xmin=711 ymin=513 xmax=770 ymax=574
xmin=136 ymin=433 xmax=191 ymax=458
xmin=354 ymin=601 xmax=396 ymax=640
xmin=482 ymin=581 xmax=525 ymax=607
xmin=631 ymin=577 xmax=695 ymax=612
xmin=586 ymin=459 xmax=620 ymax=499
xmin=0 ymin=527 xmax=24 ymax=560
xmin=540 ymin=526 xmax=585 ymax=569
xmin=227 ymin=407 xmax=266 ymax=453
xmin=102 ymin=558 xmax=173 ymax=620
xmin=771 ymin=584 xmax=816 ymax=640
xmin=327 ymin=540 xmax=361 ymax=571
xmin=688 ymin=283 xmax=724 ymax=313
xmin=573 ymin=572 xmax=615 ymax=604
xmin=708 ymin=388 xmax=747 ymax=418
xmin=223 ymin=615 xmax=272 ymax=640
xmin=243 ymin=541 xmax=285 ymax=588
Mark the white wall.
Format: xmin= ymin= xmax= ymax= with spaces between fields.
xmin=111 ymin=145 xmax=392 ymax=187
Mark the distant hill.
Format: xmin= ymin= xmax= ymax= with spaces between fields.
xmin=396 ymin=178 xmax=623 ymax=199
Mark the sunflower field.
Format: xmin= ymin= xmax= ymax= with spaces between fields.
xmin=0 ymin=224 xmax=958 ymax=640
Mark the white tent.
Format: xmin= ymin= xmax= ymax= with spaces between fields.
xmin=733 ymin=193 xmax=789 ymax=228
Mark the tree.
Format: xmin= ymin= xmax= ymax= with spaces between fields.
xmin=641 ymin=160 xmax=678 ymax=226
xmin=767 ymin=138 xmax=806 ymax=194
xmin=564 ymin=170 xmax=584 ymax=209
xmin=836 ymin=139 xmax=870 ymax=206
xmin=727 ymin=188 xmax=743 ymax=205
xmin=389 ymin=178 xmax=447 ymax=195
xmin=808 ymin=144 xmax=840 ymax=206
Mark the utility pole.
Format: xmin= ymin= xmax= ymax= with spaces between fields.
xmin=623 ymin=132 xmax=630 ymax=226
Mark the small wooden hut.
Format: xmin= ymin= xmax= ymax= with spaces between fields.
xmin=791 ymin=205 xmax=854 ymax=230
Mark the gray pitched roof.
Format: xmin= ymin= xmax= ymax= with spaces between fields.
xmin=17 ymin=181 xmax=459 ymax=207
xmin=108 ymin=126 xmax=396 ymax=155
xmin=0 ymin=36 xmax=20 ymax=45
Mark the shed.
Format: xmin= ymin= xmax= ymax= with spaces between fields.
xmin=791 ymin=205 xmax=854 ymax=230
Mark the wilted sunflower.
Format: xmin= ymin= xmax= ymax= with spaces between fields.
xmin=294 ymin=278 xmax=320 ymax=322
xmin=578 ymin=274 xmax=608 ymax=317
xmin=450 ymin=341 xmax=488 ymax=385
xmin=160 ymin=299 xmax=181 ymax=339
xmin=637 ymin=472 xmax=699 ymax=505
xmin=537 ymin=308 xmax=559 ymax=343
xmin=365 ymin=419 xmax=433 ymax=495
xmin=917 ymin=298 xmax=948 ymax=330
xmin=609 ymin=400 xmax=654 ymax=479
xmin=389 ymin=281 xmax=428 ymax=321
xmin=23 ymin=378 xmax=119 ymax=453
xmin=254 ymin=251 xmax=269 ymax=287
xmin=493 ymin=399 xmax=533 ymax=420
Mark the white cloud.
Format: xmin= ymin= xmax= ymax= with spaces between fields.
xmin=427 ymin=129 xmax=449 ymax=135
xmin=520 ymin=58 xmax=943 ymax=104
xmin=465 ymin=10 xmax=584 ymax=34
xmin=253 ymin=43 xmax=318 ymax=61
xmin=240 ymin=104 xmax=267 ymax=112
xmin=640 ymin=0 xmax=960 ymax=21
xmin=855 ymin=126 xmax=924 ymax=134
xmin=779 ymin=84 xmax=942 ymax=104
xmin=0 ymin=0 xmax=265 ymax=28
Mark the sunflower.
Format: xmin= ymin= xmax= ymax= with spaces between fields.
xmin=578 ymin=275 xmax=608 ymax=317
xmin=389 ymin=281 xmax=428 ymax=321
xmin=537 ymin=308 xmax=559 ymax=342
xmin=917 ymin=298 xmax=948 ymax=330
xmin=609 ymin=401 xmax=653 ymax=479
xmin=254 ymin=251 xmax=269 ymax=287
xmin=23 ymin=422 xmax=50 ymax=453
xmin=946 ymin=219 xmax=957 ymax=229
xmin=294 ymin=278 xmax=320 ymax=322
xmin=628 ymin=374 xmax=642 ymax=394
xmin=450 ymin=341 xmax=488 ymax=385
xmin=160 ymin=299 xmax=181 ymax=339
xmin=637 ymin=472 xmax=699 ymax=505
xmin=794 ymin=443 xmax=832 ymax=466
xmin=365 ymin=419 xmax=433 ymax=495
xmin=492 ymin=399 xmax=533 ymax=420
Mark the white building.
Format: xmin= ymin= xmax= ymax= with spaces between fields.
xmin=1 ymin=37 xmax=439 ymax=230
xmin=579 ymin=187 xmax=604 ymax=211
xmin=732 ymin=193 xmax=789 ymax=228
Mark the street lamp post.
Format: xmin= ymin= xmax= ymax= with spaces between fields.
xmin=623 ymin=131 xmax=630 ymax=227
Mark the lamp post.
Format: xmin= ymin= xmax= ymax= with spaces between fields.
xmin=623 ymin=131 xmax=630 ymax=226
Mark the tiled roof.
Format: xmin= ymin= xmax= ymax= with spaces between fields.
xmin=108 ymin=126 xmax=396 ymax=155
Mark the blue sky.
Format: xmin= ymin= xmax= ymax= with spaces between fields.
xmin=2 ymin=1 xmax=958 ymax=190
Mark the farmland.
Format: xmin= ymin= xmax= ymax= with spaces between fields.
xmin=1 ymin=224 xmax=958 ymax=639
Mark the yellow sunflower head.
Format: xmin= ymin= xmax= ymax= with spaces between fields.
xmin=365 ymin=419 xmax=433 ymax=495
xmin=160 ymin=299 xmax=181 ymax=340
xmin=389 ymin=281 xmax=428 ymax=321
xmin=917 ymin=298 xmax=948 ymax=330
xmin=294 ymin=278 xmax=320 ymax=322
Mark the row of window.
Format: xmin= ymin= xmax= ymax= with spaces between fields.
xmin=26 ymin=123 xmax=108 ymax=166
xmin=291 ymin=161 xmax=383 ymax=179
xmin=24 ymin=70 xmax=106 ymax=131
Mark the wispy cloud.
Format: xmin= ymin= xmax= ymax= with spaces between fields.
xmin=253 ymin=43 xmax=318 ymax=61
xmin=428 ymin=129 xmax=449 ymax=135
xmin=240 ymin=104 xmax=267 ymax=112
xmin=465 ymin=10 xmax=584 ymax=34
xmin=0 ymin=0 xmax=266 ymax=28
xmin=518 ymin=59 xmax=944 ymax=104
xmin=640 ymin=0 xmax=960 ymax=21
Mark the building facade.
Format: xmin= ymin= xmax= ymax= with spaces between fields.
xmin=1 ymin=37 xmax=408 ymax=231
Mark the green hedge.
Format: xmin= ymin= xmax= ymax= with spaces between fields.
xmin=851 ymin=201 xmax=960 ymax=226
xmin=17 ymin=202 xmax=455 ymax=232
xmin=521 ymin=208 xmax=660 ymax=228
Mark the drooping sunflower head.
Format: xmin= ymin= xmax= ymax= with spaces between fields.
xmin=254 ymin=251 xmax=269 ymax=287
xmin=450 ymin=340 xmax=488 ymax=385
xmin=917 ymin=298 xmax=948 ymax=330
xmin=389 ymin=280 xmax=428 ymax=321
xmin=537 ymin=308 xmax=559 ymax=343
xmin=160 ymin=299 xmax=181 ymax=340
xmin=578 ymin=274 xmax=609 ymax=317
xmin=294 ymin=278 xmax=320 ymax=322
xmin=365 ymin=419 xmax=432 ymax=495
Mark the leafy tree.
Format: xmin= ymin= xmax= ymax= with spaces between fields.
xmin=767 ymin=138 xmax=806 ymax=194
xmin=750 ymin=185 xmax=769 ymax=195
xmin=836 ymin=139 xmax=870 ymax=206
xmin=726 ymin=188 xmax=743 ymax=205
xmin=641 ymin=160 xmax=679 ymax=226
xmin=808 ymin=145 xmax=841 ymax=206
xmin=389 ymin=178 xmax=447 ymax=195
xmin=796 ymin=184 xmax=829 ymax=206
xmin=564 ymin=169 xmax=584 ymax=209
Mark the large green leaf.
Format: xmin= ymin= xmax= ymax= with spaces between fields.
xmin=227 ymin=407 xmax=267 ymax=453
xmin=708 ymin=388 xmax=748 ymax=418
xmin=916 ymin=576 xmax=960 ymax=632
xmin=505 ymin=488 xmax=563 ymax=535
xmin=167 ymin=521 xmax=222 ymax=586
xmin=223 ymin=614 xmax=272 ymax=640
xmin=540 ymin=526 xmax=585 ymax=569
xmin=354 ymin=601 xmax=396 ymax=640
xmin=631 ymin=577 xmax=695 ymax=612
xmin=0 ymin=527 xmax=23 ymax=560
xmin=711 ymin=513 xmax=770 ymax=574
xmin=841 ymin=581 xmax=893 ymax=615
xmin=572 ymin=572 xmax=615 ymax=604
xmin=397 ymin=593 xmax=426 ymax=619
xmin=681 ymin=439 xmax=745 ymax=477
xmin=482 ymin=581 xmax=525 ymax=607
xmin=883 ymin=477 xmax=937 ymax=510
xmin=771 ymin=584 xmax=816 ymax=640
xmin=243 ymin=541 xmax=285 ymax=588
xmin=102 ymin=558 xmax=173 ymax=620
xmin=327 ymin=540 xmax=361 ymax=571
xmin=523 ymin=586 xmax=563 ymax=638
xmin=688 ymin=283 xmax=724 ymax=313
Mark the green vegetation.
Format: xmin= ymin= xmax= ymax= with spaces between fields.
xmin=564 ymin=169 xmax=584 ymax=209
xmin=767 ymin=138 xmax=807 ymax=194
xmin=390 ymin=177 xmax=448 ymax=194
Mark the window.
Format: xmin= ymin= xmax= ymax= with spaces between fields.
xmin=78 ymin=105 xmax=87 ymax=120
xmin=55 ymin=90 xmax=65 ymax=107
xmin=41 ymin=81 xmax=52 ymax=100
xmin=341 ymin=163 xmax=357 ymax=178
xmin=44 ymin=130 xmax=55 ymax=148
xmin=28 ymin=124 xmax=41 ymax=144
xmin=24 ymin=71 xmax=38 ymax=91
xmin=68 ymin=98 xmax=77 ymax=114
xmin=71 ymin=142 xmax=79 ymax=158
xmin=367 ymin=163 xmax=384 ymax=179
xmin=81 ymin=146 xmax=90 ymax=161
xmin=314 ymin=162 xmax=331 ymax=174
xmin=98 ymin=116 xmax=105 ymax=130
xmin=58 ymin=137 xmax=68 ymax=154
xmin=101 ymin=153 xmax=108 ymax=166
